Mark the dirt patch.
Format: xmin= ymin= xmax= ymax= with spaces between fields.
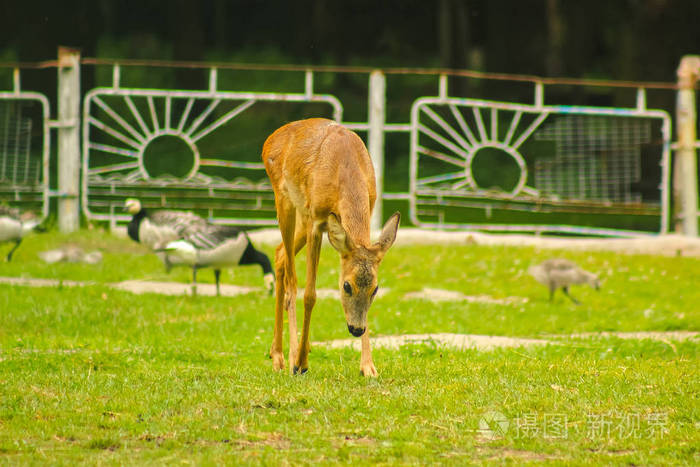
xmin=404 ymin=287 xmax=527 ymax=305
xmin=157 ymin=312 xmax=225 ymax=325
xmin=112 ymin=280 xmax=259 ymax=297
xmin=476 ymin=446 xmax=561 ymax=462
xmin=0 ymin=276 xmax=388 ymax=299
xmin=564 ymin=331 xmax=699 ymax=341
xmin=248 ymin=228 xmax=700 ymax=257
xmin=232 ymin=433 xmax=290 ymax=450
xmin=315 ymin=333 xmax=550 ymax=352
xmin=316 ymin=330 xmax=699 ymax=352
xmin=0 ymin=277 xmax=93 ymax=288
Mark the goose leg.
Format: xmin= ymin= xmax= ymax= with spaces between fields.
xmin=214 ymin=269 xmax=221 ymax=296
xmin=191 ymin=266 xmax=198 ymax=297
xmin=6 ymin=239 xmax=21 ymax=262
xmin=548 ymin=283 xmax=556 ymax=302
xmin=562 ymin=286 xmax=580 ymax=305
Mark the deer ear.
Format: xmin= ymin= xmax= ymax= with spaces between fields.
xmin=375 ymin=211 xmax=400 ymax=254
xmin=327 ymin=213 xmax=354 ymax=254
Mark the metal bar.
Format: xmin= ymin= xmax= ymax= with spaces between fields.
xmin=88 ymin=161 xmax=139 ymax=175
xmin=368 ymin=70 xmax=385 ymax=231
xmin=503 ymin=110 xmax=522 ymax=146
xmin=147 ymin=96 xmax=159 ymax=132
xmin=177 ymin=97 xmax=195 ymax=132
xmin=112 ymin=64 xmax=120 ymax=89
xmin=124 ymin=96 xmax=152 ymax=138
xmin=472 ymin=107 xmax=489 ymax=142
xmin=422 ymin=105 xmax=472 ymax=151
xmin=23 ymin=115 xmax=31 ymax=183
xmin=77 ymin=57 xmax=680 ymax=90
xmin=417 ymin=124 xmax=470 ymax=160
xmin=87 ymin=116 xmax=141 ymax=149
xmin=186 ymin=98 xmax=220 ymax=136
xmin=511 ymin=111 xmax=549 ymax=149
xmin=191 ymin=99 xmax=255 ymax=142
xmin=534 ymin=82 xmax=544 ymax=108
xmin=209 ymin=67 xmax=217 ymax=93
xmin=164 ymin=95 xmax=171 ymax=130
xmin=438 ymin=74 xmax=448 ymax=99
xmin=416 ymin=145 xmax=467 ymax=168
xmin=92 ymin=96 xmax=146 ymax=144
xmin=305 ymin=70 xmax=313 ymax=98
xmin=1 ymin=103 xmax=8 ymax=180
xmin=12 ymin=68 xmax=20 ymax=94
xmin=88 ymin=142 xmax=139 ymax=158
xmin=490 ymin=108 xmax=498 ymax=142
xmin=636 ymin=87 xmax=646 ymax=111
xmin=382 ymin=192 xmax=412 ymax=200
xmin=12 ymin=102 xmax=20 ymax=183
xmin=198 ymin=159 xmax=266 ymax=169
xmin=449 ymin=104 xmax=478 ymax=147
xmin=416 ymin=171 xmax=466 ymax=186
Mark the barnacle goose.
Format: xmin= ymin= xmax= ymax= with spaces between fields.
xmin=0 ymin=206 xmax=42 ymax=261
xmin=124 ymin=198 xmax=274 ymax=296
xmin=528 ymin=258 xmax=600 ymax=304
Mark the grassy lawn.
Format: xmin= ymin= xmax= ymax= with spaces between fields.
xmin=0 ymin=229 xmax=698 ymax=465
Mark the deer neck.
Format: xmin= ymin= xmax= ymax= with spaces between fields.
xmin=336 ymin=184 xmax=372 ymax=248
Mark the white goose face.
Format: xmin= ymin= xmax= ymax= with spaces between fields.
xmin=124 ymin=198 xmax=142 ymax=215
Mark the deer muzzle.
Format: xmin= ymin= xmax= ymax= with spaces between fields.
xmin=347 ymin=324 xmax=366 ymax=337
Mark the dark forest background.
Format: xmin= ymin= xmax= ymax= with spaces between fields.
xmin=1 ymin=0 xmax=699 ymax=82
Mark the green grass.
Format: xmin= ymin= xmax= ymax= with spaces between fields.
xmin=0 ymin=229 xmax=698 ymax=465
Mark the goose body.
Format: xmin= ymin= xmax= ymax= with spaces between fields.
xmin=528 ymin=258 xmax=600 ymax=304
xmin=125 ymin=199 xmax=274 ymax=295
xmin=39 ymin=245 xmax=102 ymax=264
xmin=0 ymin=206 xmax=41 ymax=261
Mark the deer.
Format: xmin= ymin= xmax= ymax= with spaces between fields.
xmin=262 ymin=118 xmax=400 ymax=377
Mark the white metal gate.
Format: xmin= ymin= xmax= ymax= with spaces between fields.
xmin=409 ymin=94 xmax=671 ymax=236
xmin=0 ymin=82 xmax=50 ymax=220
xmin=82 ymin=69 xmax=342 ymax=226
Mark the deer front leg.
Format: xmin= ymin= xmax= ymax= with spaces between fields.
xmin=295 ymin=222 xmax=322 ymax=374
xmin=360 ymin=329 xmax=378 ymax=377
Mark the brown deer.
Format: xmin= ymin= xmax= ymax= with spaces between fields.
xmin=262 ymin=118 xmax=400 ymax=377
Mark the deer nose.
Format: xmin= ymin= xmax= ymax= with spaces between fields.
xmin=347 ymin=324 xmax=366 ymax=337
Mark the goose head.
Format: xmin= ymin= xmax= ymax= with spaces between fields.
xmin=124 ymin=198 xmax=142 ymax=215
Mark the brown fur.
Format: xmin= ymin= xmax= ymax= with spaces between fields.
xmin=262 ymin=118 xmax=400 ymax=377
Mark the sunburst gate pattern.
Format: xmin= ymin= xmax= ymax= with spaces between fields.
xmin=81 ymin=88 xmax=341 ymax=225
xmin=409 ymin=97 xmax=671 ymax=235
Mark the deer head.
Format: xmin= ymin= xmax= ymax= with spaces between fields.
xmin=327 ymin=212 xmax=400 ymax=337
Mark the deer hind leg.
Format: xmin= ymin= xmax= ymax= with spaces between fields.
xmin=294 ymin=221 xmax=322 ymax=374
xmin=270 ymin=242 xmax=287 ymax=371
xmin=270 ymin=198 xmax=298 ymax=371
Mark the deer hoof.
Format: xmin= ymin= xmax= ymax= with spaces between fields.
xmin=360 ymin=362 xmax=378 ymax=378
xmin=270 ymin=352 xmax=285 ymax=371
xmin=293 ymin=365 xmax=308 ymax=375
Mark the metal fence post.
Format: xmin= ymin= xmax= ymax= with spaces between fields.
xmin=675 ymin=55 xmax=700 ymax=237
xmin=57 ymin=46 xmax=81 ymax=232
xmin=368 ymin=70 xmax=386 ymax=231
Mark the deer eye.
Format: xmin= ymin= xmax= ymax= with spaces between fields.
xmin=371 ymin=286 xmax=379 ymax=297
xmin=343 ymin=281 xmax=352 ymax=295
